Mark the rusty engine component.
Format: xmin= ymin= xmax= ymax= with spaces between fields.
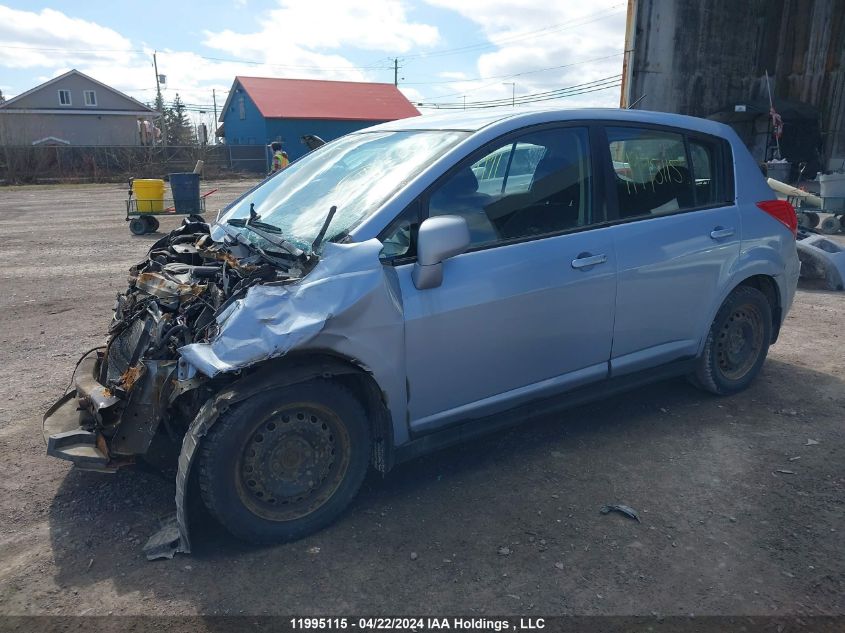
xmin=75 ymin=221 xmax=306 ymax=467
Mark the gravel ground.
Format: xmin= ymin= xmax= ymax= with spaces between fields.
xmin=0 ymin=181 xmax=842 ymax=616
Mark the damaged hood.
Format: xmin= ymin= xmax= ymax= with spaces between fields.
xmin=179 ymin=239 xmax=394 ymax=376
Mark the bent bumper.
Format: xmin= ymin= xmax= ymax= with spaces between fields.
xmin=43 ymin=390 xmax=112 ymax=471
xmin=43 ymin=355 xmax=132 ymax=472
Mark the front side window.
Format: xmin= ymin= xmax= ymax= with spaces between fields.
xmin=238 ymin=96 xmax=246 ymax=120
xmin=427 ymin=127 xmax=593 ymax=247
xmin=607 ymin=127 xmax=704 ymax=219
xmin=58 ymin=90 xmax=71 ymax=106
xmin=83 ymin=90 xmax=97 ymax=106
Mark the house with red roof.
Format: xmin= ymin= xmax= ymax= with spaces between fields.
xmin=218 ymin=76 xmax=420 ymax=162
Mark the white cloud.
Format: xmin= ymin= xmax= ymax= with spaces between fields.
xmin=438 ymin=71 xmax=469 ymax=80
xmin=203 ymin=0 xmax=440 ymax=56
xmin=418 ymin=0 xmax=627 ymax=108
xmin=0 ymin=6 xmax=135 ymax=69
xmin=0 ymin=2 xmax=437 ymax=119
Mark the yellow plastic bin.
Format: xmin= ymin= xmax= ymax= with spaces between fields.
xmin=132 ymin=179 xmax=165 ymax=212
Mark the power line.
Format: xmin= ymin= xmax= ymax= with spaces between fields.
xmin=425 ymin=83 xmax=621 ymax=110
xmin=0 ymin=43 xmax=392 ymax=72
xmin=414 ymin=52 xmax=625 ymax=103
xmin=418 ymin=77 xmax=621 ymax=109
xmin=406 ymin=52 xmax=624 ymax=88
xmin=423 ymin=75 xmax=621 ymax=108
xmin=401 ymin=5 xmax=625 ymax=61
xmin=164 ymin=51 xmax=392 ymax=72
xmin=0 ymin=43 xmax=143 ymax=53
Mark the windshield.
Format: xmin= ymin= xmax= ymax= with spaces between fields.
xmin=218 ymin=130 xmax=469 ymax=253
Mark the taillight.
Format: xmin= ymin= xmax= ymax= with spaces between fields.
xmin=756 ymin=200 xmax=797 ymax=238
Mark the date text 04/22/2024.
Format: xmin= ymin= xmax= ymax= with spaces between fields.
xmin=289 ymin=618 xmax=547 ymax=631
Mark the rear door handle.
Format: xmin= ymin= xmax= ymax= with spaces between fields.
xmin=571 ymin=253 xmax=608 ymax=270
xmin=710 ymin=226 xmax=735 ymax=240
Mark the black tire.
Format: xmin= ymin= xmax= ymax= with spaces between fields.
xmin=142 ymin=216 xmax=159 ymax=233
xmin=198 ymin=380 xmax=370 ymax=544
xmin=820 ymin=215 xmax=840 ymax=234
xmin=800 ymin=212 xmax=820 ymax=229
xmin=691 ymin=285 xmax=772 ymax=395
xmin=129 ymin=218 xmax=147 ymax=235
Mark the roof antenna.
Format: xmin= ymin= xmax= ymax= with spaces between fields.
xmin=627 ymin=94 xmax=646 ymax=109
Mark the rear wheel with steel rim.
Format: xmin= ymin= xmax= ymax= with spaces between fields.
xmin=691 ymin=285 xmax=772 ymax=395
xmin=198 ymin=380 xmax=370 ymax=543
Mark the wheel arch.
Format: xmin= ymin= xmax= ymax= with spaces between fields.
xmin=736 ymin=274 xmax=782 ymax=343
xmin=149 ymin=350 xmax=395 ymax=559
xmin=696 ymin=271 xmax=783 ymax=359
xmin=231 ymin=350 xmax=396 ymax=473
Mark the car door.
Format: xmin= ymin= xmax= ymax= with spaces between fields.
xmin=380 ymin=125 xmax=618 ymax=436
xmin=602 ymin=125 xmax=740 ymax=376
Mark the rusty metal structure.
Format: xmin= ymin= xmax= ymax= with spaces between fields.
xmin=621 ymin=0 xmax=845 ymax=170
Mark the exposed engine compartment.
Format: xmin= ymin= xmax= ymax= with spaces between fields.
xmin=89 ymin=220 xmax=310 ymax=463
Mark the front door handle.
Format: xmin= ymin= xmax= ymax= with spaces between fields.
xmin=571 ymin=252 xmax=608 ymax=270
xmin=710 ymin=226 xmax=735 ymax=240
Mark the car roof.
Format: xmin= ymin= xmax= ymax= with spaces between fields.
xmin=368 ymin=107 xmax=733 ymax=138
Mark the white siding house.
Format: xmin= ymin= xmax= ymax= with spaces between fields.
xmin=0 ymin=69 xmax=157 ymax=146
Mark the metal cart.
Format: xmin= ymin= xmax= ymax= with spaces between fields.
xmin=124 ymin=181 xmax=216 ymax=236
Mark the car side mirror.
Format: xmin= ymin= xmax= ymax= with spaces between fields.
xmin=412 ymin=215 xmax=471 ymax=290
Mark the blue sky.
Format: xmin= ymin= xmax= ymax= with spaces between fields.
xmin=0 ymin=0 xmax=627 ymax=129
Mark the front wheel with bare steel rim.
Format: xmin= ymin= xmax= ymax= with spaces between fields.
xmin=198 ymin=380 xmax=370 ymax=544
xmin=691 ymin=285 xmax=773 ymax=395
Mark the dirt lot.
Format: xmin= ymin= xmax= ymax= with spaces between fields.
xmin=0 ymin=181 xmax=842 ymax=616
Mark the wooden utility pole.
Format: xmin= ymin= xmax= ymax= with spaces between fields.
xmin=153 ymin=51 xmax=161 ymax=101
xmin=503 ymin=82 xmax=515 ymax=107
xmin=394 ymin=58 xmax=399 ymax=86
xmin=212 ymin=89 xmax=218 ymax=146
xmin=620 ymin=0 xmax=638 ymax=108
xmin=153 ymin=51 xmax=168 ymax=146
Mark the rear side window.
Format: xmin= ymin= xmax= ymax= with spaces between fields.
xmin=607 ymin=127 xmax=732 ymax=220
xmin=607 ymin=127 xmax=694 ymax=219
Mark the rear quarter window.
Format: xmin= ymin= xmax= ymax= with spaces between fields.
xmin=688 ymin=136 xmax=733 ymax=205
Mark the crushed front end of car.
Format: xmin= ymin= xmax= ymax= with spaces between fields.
xmin=43 ymin=220 xmax=308 ymax=473
xmin=43 ymin=213 xmax=404 ymax=559
xmin=42 ymin=127 xmax=458 ymax=558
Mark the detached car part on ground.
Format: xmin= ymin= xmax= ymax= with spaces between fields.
xmin=44 ymin=108 xmax=800 ymax=559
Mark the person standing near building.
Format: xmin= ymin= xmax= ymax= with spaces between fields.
xmin=270 ymin=142 xmax=289 ymax=173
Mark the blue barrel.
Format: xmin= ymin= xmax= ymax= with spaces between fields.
xmin=169 ymin=173 xmax=201 ymax=213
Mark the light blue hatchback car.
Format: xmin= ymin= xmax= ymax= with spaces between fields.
xmin=45 ymin=108 xmax=800 ymax=555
